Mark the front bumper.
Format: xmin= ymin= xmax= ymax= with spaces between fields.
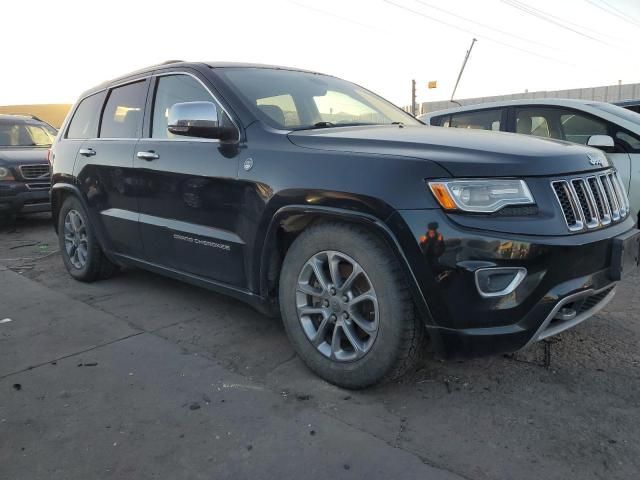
xmin=0 ymin=182 xmax=51 ymax=215
xmin=391 ymin=209 xmax=638 ymax=358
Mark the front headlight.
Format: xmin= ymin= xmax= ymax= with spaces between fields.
xmin=428 ymin=179 xmax=535 ymax=213
xmin=0 ymin=166 xmax=14 ymax=181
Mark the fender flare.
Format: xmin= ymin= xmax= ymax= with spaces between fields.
xmin=259 ymin=204 xmax=435 ymax=325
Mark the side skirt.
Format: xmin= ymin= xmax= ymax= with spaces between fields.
xmin=110 ymin=252 xmax=277 ymax=317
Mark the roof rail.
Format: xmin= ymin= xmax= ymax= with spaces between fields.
xmin=160 ymin=60 xmax=184 ymax=65
xmin=5 ymin=113 xmax=45 ymax=122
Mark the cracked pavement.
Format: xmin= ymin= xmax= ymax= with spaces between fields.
xmin=1 ymin=214 xmax=639 ymax=480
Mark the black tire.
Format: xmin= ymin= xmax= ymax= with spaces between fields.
xmin=57 ymin=196 xmax=117 ymax=282
xmin=279 ymin=221 xmax=425 ymax=389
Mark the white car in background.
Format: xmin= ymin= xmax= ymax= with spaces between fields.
xmin=419 ymin=99 xmax=640 ymax=220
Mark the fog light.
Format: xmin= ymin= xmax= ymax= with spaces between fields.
xmin=475 ymin=267 xmax=527 ymax=298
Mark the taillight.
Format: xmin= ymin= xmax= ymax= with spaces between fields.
xmin=47 ymin=148 xmax=53 ymax=166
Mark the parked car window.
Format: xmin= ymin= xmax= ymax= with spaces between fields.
xmin=100 ymin=81 xmax=146 ymax=139
xmin=67 ymin=92 xmax=106 ymax=139
xmin=431 ymin=115 xmax=450 ymax=127
xmin=449 ymin=109 xmax=502 ymax=131
xmin=0 ymin=121 xmax=56 ymax=146
xmin=256 ymin=94 xmax=300 ymax=127
xmin=152 ymin=75 xmax=233 ymax=139
xmin=516 ymin=114 xmax=550 ymax=138
xmin=616 ymin=130 xmax=640 ymax=153
xmin=560 ymin=113 xmax=607 ymax=144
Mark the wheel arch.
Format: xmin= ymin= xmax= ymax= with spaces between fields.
xmin=258 ymin=205 xmax=434 ymax=324
xmin=50 ymin=183 xmax=113 ymax=256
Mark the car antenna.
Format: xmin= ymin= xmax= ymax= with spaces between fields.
xmin=450 ymin=38 xmax=477 ymax=107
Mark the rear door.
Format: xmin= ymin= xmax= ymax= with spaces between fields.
xmin=134 ymin=72 xmax=246 ymax=286
xmin=73 ymin=79 xmax=148 ymax=257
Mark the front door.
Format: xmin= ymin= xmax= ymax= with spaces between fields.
xmin=135 ymin=73 xmax=246 ymax=287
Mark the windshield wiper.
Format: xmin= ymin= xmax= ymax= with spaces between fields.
xmin=294 ymin=121 xmax=377 ymax=131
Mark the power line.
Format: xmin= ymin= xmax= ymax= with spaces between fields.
xmin=504 ymin=0 xmax=627 ymax=45
xmin=585 ymin=0 xmax=640 ymax=29
xmin=412 ymin=0 xmax=555 ymax=50
xmin=501 ymin=0 xmax=616 ymax=46
xmin=382 ymin=0 xmax=574 ymax=66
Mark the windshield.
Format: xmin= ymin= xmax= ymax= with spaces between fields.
xmin=590 ymin=103 xmax=640 ymax=126
xmin=0 ymin=120 xmax=57 ymax=147
xmin=216 ymin=67 xmax=421 ymax=130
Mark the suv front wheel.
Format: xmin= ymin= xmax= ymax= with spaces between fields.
xmin=57 ymin=196 xmax=117 ymax=282
xmin=279 ymin=222 xmax=425 ymax=388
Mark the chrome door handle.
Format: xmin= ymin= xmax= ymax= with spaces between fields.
xmin=137 ymin=151 xmax=159 ymax=161
xmin=79 ymin=148 xmax=96 ymax=157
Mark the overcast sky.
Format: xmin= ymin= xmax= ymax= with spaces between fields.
xmin=3 ymin=0 xmax=639 ymax=107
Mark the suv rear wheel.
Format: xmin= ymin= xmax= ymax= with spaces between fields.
xmin=279 ymin=222 xmax=424 ymax=388
xmin=57 ymin=196 xmax=117 ymax=282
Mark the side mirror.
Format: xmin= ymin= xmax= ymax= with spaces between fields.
xmin=587 ymin=134 xmax=614 ymax=152
xmin=167 ymin=101 xmax=236 ymax=140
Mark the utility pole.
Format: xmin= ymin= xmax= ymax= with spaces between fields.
xmin=411 ymin=79 xmax=417 ymax=116
xmin=450 ymin=38 xmax=477 ymax=107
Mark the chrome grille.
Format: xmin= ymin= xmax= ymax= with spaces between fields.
xmin=19 ymin=164 xmax=50 ymax=179
xmin=552 ymin=169 xmax=629 ymax=232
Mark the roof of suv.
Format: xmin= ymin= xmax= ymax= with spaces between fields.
xmin=94 ymin=60 xmax=322 ymax=91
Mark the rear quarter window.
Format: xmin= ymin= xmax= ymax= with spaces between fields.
xmin=66 ymin=91 xmax=106 ymax=139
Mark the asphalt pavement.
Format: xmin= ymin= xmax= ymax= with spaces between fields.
xmin=1 ymin=214 xmax=639 ymax=480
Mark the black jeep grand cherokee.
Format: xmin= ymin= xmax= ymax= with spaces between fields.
xmin=51 ymin=62 xmax=640 ymax=388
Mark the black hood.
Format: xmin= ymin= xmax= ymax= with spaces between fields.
xmin=288 ymin=125 xmax=610 ymax=177
xmin=0 ymin=147 xmax=49 ymax=166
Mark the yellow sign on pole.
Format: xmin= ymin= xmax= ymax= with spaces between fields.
xmin=428 ymin=81 xmax=437 ymax=89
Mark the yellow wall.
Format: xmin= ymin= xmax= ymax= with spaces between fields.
xmin=0 ymin=104 xmax=72 ymax=129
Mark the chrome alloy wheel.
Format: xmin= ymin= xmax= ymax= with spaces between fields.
xmin=296 ymin=250 xmax=379 ymax=362
xmin=63 ymin=209 xmax=89 ymax=269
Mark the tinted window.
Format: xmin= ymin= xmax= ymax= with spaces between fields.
xmin=431 ymin=115 xmax=450 ymax=127
xmin=67 ymin=92 xmax=105 ymax=139
xmin=151 ymin=75 xmax=233 ymax=139
xmin=616 ymin=130 xmax=640 ymax=153
xmin=560 ymin=112 xmax=607 ymax=144
xmin=100 ymin=81 xmax=146 ymax=139
xmin=450 ymin=109 xmax=502 ymax=131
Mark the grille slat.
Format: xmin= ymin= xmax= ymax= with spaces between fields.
xmin=19 ymin=164 xmax=50 ymax=180
xmin=552 ymin=169 xmax=629 ymax=232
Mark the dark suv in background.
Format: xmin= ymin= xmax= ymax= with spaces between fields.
xmin=0 ymin=114 xmax=56 ymax=220
xmin=50 ymin=61 xmax=640 ymax=388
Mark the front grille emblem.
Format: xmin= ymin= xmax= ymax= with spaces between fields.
xmin=587 ymin=153 xmax=605 ymax=166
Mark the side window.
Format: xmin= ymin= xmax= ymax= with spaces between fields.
xmin=615 ymin=130 xmax=640 ymax=153
xmin=100 ymin=81 xmax=147 ymax=139
xmin=560 ymin=111 xmax=607 ymax=144
xmin=152 ymin=74 xmax=233 ymax=139
xmin=431 ymin=115 xmax=450 ymax=127
xmin=66 ymin=92 xmax=106 ymax=139
xmin=257 ymin=94 xmax=300 ymax=127
xmin=449 ymin=109 xmax=502 ymax=131
xmin=515 ymin=109 xmax=557 ymax=139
